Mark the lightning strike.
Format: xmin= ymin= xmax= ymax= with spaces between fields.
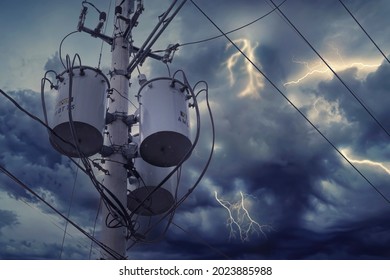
xmin=284 ymin=50 xmax=381 ymax=86
xmin=341 ymin=149 xmax=390 ymax=175
xmin=225 ymin=39 xmax=264 ymax=99
xmin=214 ymin=191 xmax=272 ymax=242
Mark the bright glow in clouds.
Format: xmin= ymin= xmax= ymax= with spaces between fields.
xmin=308 ymin=96 xmax=348 ymax=126
xmin=214 ymin=191 xmax=272 ymax=242
xmin=284 ymin=51 xmax=381 ymax=86
xmin=225 ymin=39 xmax=264 ymax=99
xmin=341 ymin=149 xmax=390 ymax=175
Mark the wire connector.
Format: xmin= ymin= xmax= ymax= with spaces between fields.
xmin=162 ymin=43 xmax=179 ymax=63
xmin=122 ymin=142 xmax=138 ymax=160
xmin=123 ymin=114 xmax=138 ymax=127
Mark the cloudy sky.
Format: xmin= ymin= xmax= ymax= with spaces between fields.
xmin=1 ymin=0 xmax=390 ymax=260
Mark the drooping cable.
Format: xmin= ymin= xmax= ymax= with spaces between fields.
xmin=267 ymin=0 xmax=390 ymax=139
xmin=179 ymin=0 xmax=288 ymax=47
xmin=82 ymin=0 xmax=102 ymax=14
xmin=187 ymin=1 xmax=390 ymax=205
xmin=59 ymin=159 xmax=80 ymax=259
xmin=337 ymin=0 xmax=390 ymax=64
xmin=59 ymin=31 xmax=79 ymax=69
xmin=89 ymin=196 xmax=103 ymax=259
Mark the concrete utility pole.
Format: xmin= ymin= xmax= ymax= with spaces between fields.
xmin=100 ymin=0 xmax=131 ymax=260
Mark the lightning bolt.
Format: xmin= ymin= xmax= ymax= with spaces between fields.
xmin=214 ymin=191 xmax=272 ymax=242
xmin=284 ymin=58 xmax=331 ymax=86
xmin=225 ymin=39 xmax=264 ymax=99
xmin=341 ymin=149 xmax=390 ymax=175
xmin=284 ymin=47 xmax=381 ymax=86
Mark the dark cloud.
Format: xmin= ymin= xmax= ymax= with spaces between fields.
xmin=1 ymin=0 xmax=390 ymax=260
xmin=0 ymin=210 xmax=18 ymax=233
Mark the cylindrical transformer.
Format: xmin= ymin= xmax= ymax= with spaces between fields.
xmin=49 ymin=66 xmax=109 ymax=157
xmin=127 ymin=157 xmax=176 ymax=216
xmin=138 ymin=78 xmax=192 ymax=167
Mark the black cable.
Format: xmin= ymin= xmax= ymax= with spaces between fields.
xmin=59 ymin=158 xmax=80 ymax=259
xmin=59 ymin=31 xmax=79 ymax=69
xmin=179 ymin=0 xmax=288 ymax=47
xmin=0 ymin=163 xmax=124 ymax=259
xmin=171 ymin=221 xmax=230 ymax=260
xmin=338 ymin=0 xmax=390 ymax=64
xmin=111 ymin=88 xmax=138 ymax=110
xmin=82 ymin=0 xmax=102 ymax=14
xmin=267 ymin=0 xmax=390 ymax=139
xmin=98 ymin=0 xmax=113 ymax=69
xmin=188 ymin=0 xmax=390 ymax=205
xmin=173 ymin=80 xmax=215 ymax=208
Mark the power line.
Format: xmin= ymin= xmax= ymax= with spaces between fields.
xmin=98 ymin=0 xmax=113 ymax=69
xmin=188 ymin=1 xmax=390 ymax=206
xmin=338 ymin=0 xmax=390 ymax=64
xmin=59 ymin=159 xmax=80 ymax=259
xmin=12 ymin=195 xmax=103 ymax=259
xmin=179 ymin=0 xmax=288 ymax=47
xmin=171 ymin=221 xmax=231 ymax=260
xmin=267 ymin=0 xmax=390 ymax=139
xmin=0 ymin=162 xmax=125 ymax=259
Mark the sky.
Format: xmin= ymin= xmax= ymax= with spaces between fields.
xmin=0 ymin=0 xmax=390 ymax=260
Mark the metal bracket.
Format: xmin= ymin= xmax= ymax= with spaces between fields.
xmin=122 ymin=142 xmax=138 ymax=160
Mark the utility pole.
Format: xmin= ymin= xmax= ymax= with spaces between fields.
xmin=100 ymin=0 xmax=131 ymax=260
xmin=44 ymin=0 xmax=200 ymax=260
xmin=73 ymin=0 xmax=189 ymax=259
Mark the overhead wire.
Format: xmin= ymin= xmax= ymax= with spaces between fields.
xmin=179 ymin=0 xmax=288 ymax=47
xmin=59 ymin=159 xmax=80 ymax=259
xmin=89 ymin=196 xmax=103 ymax=259
xmin=0 ymin=163 xmax=124 ymax=259
xmin=97 ymin=0 xmax=113 ymax=69
xmin=188 ymin=0 xmax=390 ymax=205
xmin=4 ymin=192 xmax=103 ymax=258
xmin=337 ymin=0 xmax=390 ymax=64
xmin=171 ymin=221 xmax=230 ymax=260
